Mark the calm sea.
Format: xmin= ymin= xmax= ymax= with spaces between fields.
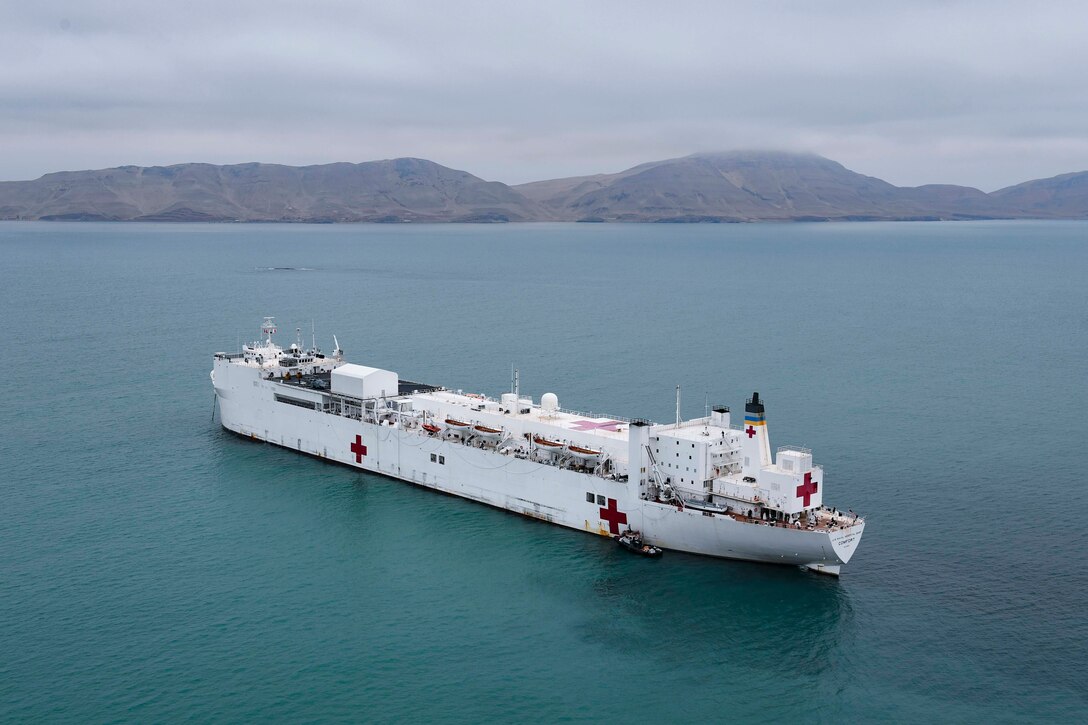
xmin=1 ymin=221 xmax=1085 ymax=722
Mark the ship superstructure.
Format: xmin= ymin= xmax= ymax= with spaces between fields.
xmin=212 ymin=318 xmax=864 ymax=574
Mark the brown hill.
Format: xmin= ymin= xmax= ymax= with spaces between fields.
xmin=0 ymin=158 xmax=545 ymax=222
xmin=990 ymin=171 xmax=1088 ymax=218
xmin=2 ymin=151 xmax=1087 ymax=223
xmin=516 ymin=151 xmax=1008 ymax=221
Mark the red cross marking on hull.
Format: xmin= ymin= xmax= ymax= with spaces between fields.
xmin=746 ymin=425 xmax=757 ymax=438
xmin=796 ymin=472 xmax=818 ymax=507
xmin=599 ymin=498 xmax=628 ymax=535
xmin=350 ymin=434 xmax=368 ymax=463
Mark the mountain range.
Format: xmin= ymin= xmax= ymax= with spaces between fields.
xmin=1 ymin=151 xmax=1086 ymax=223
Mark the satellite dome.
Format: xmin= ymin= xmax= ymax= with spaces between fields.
xmin=541 ymin=392 xmax=559 ymax=412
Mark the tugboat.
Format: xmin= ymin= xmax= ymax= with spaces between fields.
xmin=617 ymin=529 xmax=662 ymax=558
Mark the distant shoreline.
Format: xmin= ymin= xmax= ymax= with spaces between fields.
xmin=2 ymin=152 xmax=1084 ymax=222
xmin=6 ymin=217 xmax=1084 ymax=225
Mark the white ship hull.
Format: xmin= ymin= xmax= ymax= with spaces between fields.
xmin=212 ymin=359 xmax=863 ymax=574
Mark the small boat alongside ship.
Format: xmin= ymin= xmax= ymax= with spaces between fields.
xmin=617 ymin=530 xmax=662 ymax=558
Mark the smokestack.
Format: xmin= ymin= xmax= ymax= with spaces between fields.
xmin=741 ymin=392 xmax=772 ymax=476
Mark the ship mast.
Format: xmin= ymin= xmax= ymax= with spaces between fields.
xmin=675 ymin=384 xmax=681 ymax=429
xmin=261 ymin=317 xmax=276 ymax=346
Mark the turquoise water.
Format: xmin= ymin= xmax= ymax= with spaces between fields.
xmin=2 ymin=221 xmax=1086 ymax=722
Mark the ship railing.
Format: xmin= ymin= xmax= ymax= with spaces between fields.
xmin=777 ymin=445 xmax=813 ymax=456
xmin=554 ymin=408 xmax=655 ymax=426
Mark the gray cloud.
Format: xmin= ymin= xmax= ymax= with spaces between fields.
xmin=2 ymin=0 xmax=1087 ymax=189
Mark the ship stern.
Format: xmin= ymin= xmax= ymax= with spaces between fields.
xmin=805 ymin=521 xmax=864 ymax=576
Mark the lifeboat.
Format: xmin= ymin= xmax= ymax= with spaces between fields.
xmin=473 ymin=424 xmax=503 ymax=440
xmin=566 ymin=443 xmax=602 ymax=461
xmin=533 ymin=431 xmax=565 ymax=455
xmin=533 ymin=436 xmax=565 ymax=455
xmin=422 ymin=423 xmax=441 ymax=435
xmin=444 ymin=418 xmax=470 ymax=437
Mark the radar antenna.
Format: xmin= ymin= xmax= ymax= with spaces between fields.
xmin=261 ymin=317 xmax=276 ymax=345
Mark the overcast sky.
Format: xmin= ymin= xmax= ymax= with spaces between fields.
xmin=2 ymin=0 xmax=1087 ymax=190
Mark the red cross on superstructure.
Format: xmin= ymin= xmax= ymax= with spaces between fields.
xmin=599 ymin=498 xmax=628 ymax=535
xmin=350 ymin=434 xmax=368 ymax=463
xmin=746 ymin=425 xmax=757 ymax=438
xmin=796 ymin=472 xmax=818 ymax=507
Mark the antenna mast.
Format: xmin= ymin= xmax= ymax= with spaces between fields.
xmin=260 ymin=317 xmax=276 ymax=346
xmin=675 ymin=384 xmax=681 ymax=429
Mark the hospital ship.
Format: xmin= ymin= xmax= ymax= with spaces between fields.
xmin=211 ymin=318 xmax=865 ymax=575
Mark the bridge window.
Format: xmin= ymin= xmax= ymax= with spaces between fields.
xmin=586 ymin=492 xmax=594 ymax=503
xmin=596 ymin=495 xmax=605 ymax=506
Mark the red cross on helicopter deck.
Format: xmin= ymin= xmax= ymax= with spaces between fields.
xmin=570 ymin=419 xmax=625 ymax=432
xmin=350 ymin=435 xmax=368 ymax=463
xmin=599 ymin=498 xmax=628 ymax=535
xmin=796 ymin=472 xmax=818 ymax=507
